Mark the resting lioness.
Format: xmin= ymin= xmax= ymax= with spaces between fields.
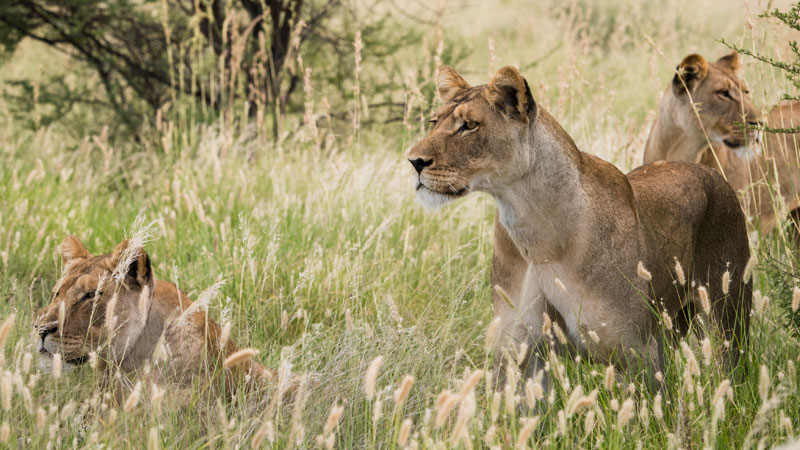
xmin=33 ymin=236 xmax=275 ymax=395
xmin=643 ymin=51 xmax=800 ymax=233
xmin=409 ymin=66 xmax=752 ymax=388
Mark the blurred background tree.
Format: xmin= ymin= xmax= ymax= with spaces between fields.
xmin=0 ymin=0 xmax=429 ymax=138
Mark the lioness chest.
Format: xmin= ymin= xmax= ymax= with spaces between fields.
xmin=519 ymin=261 xmax=651 ymax=361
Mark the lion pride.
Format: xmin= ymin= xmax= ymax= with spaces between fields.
xmin=409 ymin=65 xmax=751 ymax=391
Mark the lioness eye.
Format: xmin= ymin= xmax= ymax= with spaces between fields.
xmin=464 ymin=121 xmax=478 ymax=130
xmin=717 ymin=89 xmax=732 ymax=99
xmin=81 ymin=291 xmax=95 ymax=301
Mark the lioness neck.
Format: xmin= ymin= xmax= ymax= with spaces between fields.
xmin=119 ymin=294 xmax=167 ymax=372
xmin=493 ymin=108 xmax=588 ymax=264
xmin=644 ymin=89 xmax=703 ymax=163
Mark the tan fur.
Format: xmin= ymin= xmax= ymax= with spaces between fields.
xmin=33 ymin=236 xmax=275 ymax=396
xmin=644 ymin=51 xmax=800 ymax=232
xmin=409 ymin=66 xmax=752 ymax=390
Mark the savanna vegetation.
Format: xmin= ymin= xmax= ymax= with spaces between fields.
xmin=0 ymin=0 xmax=799 ymax=448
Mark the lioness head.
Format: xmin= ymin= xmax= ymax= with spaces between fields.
xmin=669 ymin=51 xmax=762 ymax=157
xmin=33 ymin=236 xmax=154 ymax=372
xmin=407 ymin=66 xmax=537 ymax=207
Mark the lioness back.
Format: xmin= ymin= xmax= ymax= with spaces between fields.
xmin=632 ymin=161 xmax=752 ymax=360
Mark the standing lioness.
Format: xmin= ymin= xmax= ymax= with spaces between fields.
xmin=409 ymin=66 xmax=751 ymax=388
xmin=643 ymin=51 xmax=800 ymax=233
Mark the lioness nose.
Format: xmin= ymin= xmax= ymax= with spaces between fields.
xmin=409 ymin=158 xmax=433 ymax=174
xmin=38 ymin=325 xmax=57 ymax=339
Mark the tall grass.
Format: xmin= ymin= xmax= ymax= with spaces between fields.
xmin=0 ymin=0 xmax=798 ymax=448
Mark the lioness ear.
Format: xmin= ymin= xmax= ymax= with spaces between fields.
xmin=716 ymin=51 xmax=740 ymax=74
xmin=110 ymin=240 xmax=153 ymax=288
xmin=672 ymin=54 xmax=708 ymax=95
xmin=61 ymin=235 xmax=91 ymax=265
xmin=487 ymin=66 xmax=535 ymax=122
xmin=436 ymin=66 xmax=469 ymax=102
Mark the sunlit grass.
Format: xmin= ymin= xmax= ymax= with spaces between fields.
xmin=0 ymin=0 xmax=798 ymax=448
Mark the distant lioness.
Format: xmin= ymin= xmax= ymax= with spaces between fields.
xmin=643 ymin=51 xmax=800 ymax=233
xmin=409 ymin=66 xmax=751 ymax=389
xmin=33 ymin=236 xmax=275 ymax=395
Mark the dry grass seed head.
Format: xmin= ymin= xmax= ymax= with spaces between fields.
xmin=792 ymin=286 xmax=800 ymax=313
xmin=251 ymin=420 xmax=275 ymax=448
xmin=398 ymin=418 xmax=412 ymax=447
xmin=323 ymin=403 xmax=345 ymax=435
xmin=754 ymin=291 xmax=769 ymax=316
xmin=484 ymin=317 xmax=502 ymax=352
xmin=557 ymin=409 xmax=567 ymax=436
xmin=604 ymin=365 xmax=615 ymax=391
xmin=637 ymin=261 xmax=652 ymax=281
xmin=0 ymin=374 xmax=10 ymax=411
xmin=434 ymin=390 xmax=459 ymax=427
xmin=450 ymin=391 xmax=476 ymax=446
xmin=0 ymin=314 xmax=15 ymax=350
xmin=617 ymin=398 xmax=635 ymax=429
xmin=364 ymin=355 xmax=384 ymax=400
xmin=661 ymin=310 xmax=673 ymax=330
xmin=541 ymin=312 xmax=552 ymax=337
xmin=697 ymin=286 xmax=711 ymax=315
xmin=223 ymin=348 xmax=258 ymax=369
xmin=394 ymin=375 xmax=415 ymax=406
xmin=701 ymin=338 xmax=712 ymax=366
xmin=674 ymin=258 xmax=686 ymax=286
xmin=712 ymin=379 xmax=731 ymax=407
xmin=458 ymin=369 xmax=484 ymax=398
xmin=123 ymin=381 xmax=142 ymax=412
xmin=52 ymin=353 xmax=62 ymax=379
xmin=552 ymin=322 xmax=568 ymax=346
xmin=372 ymin=394 xmax=383 ymax=430
xmin=759 ymin=365 xmax=770 ymax=402
xmin=148 ymin=427 xmax=159 ymax=450
xmin=584 ymin=410 xmax=596 ymax=437
xmin=721 ymin=270 xmax=731 ymax=295
xmin=516 ymin=416 xmax=540 ymax=449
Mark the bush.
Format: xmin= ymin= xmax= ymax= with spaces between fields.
xmin=0 ymin=0 xmax=423 ymax=139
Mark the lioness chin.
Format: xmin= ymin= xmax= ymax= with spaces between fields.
xmin=409 ymin=65 xmax=752 ymax=392
xmin=33 ymin=236 xmax=276 ymax=397
xmin=644 ymin=51 xmax=800 ymax=233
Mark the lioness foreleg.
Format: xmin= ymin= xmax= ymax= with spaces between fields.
xmin=491 ymin=282 xmax=551 ymax=397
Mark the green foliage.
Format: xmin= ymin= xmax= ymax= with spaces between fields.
xmin=761 ymin=248 xmax=800 ymax=336
xmin=0 ymin=0 xmax=186 ymax=131
xmin=721 ymin=2 xmax=800 ymax=133
xmin=0 ymin=1 xmax=448 ymax=140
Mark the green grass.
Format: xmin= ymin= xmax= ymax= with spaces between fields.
xmin=1 ymin=0 xmax=799 ymax=448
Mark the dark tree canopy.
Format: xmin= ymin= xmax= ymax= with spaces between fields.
xmin=0 ymin=0 xmax=343 ymax=134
